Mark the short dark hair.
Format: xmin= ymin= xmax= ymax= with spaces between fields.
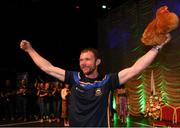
xmin=80 ymin=48 xmax=101 ymax=60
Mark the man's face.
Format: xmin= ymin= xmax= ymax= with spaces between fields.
xmin=79 ymin=51 xmax=97 ymax=75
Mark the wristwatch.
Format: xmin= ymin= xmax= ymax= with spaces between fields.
xmin=153 ymin=46 xmax=161 ymax=52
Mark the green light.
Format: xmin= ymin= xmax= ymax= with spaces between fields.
xmin=137 ymin=83 xmax=146 ymax=113
xmin=137 ymin=74 xmax=146 ymax=113
xmin=113 ymin=94 xmax=116 ymax=109
xmin=126 ymin=115 xmax=131 ymax=127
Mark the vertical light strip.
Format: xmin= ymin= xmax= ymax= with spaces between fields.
xmin=137 ymin=74 xmax=146 ymax=113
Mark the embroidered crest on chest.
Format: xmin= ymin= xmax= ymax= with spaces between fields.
xmin=95 ymin=88 xmax=102 ymax=96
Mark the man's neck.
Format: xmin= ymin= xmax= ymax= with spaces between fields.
xmin=85 ymin=72 xmax=99 ymax=79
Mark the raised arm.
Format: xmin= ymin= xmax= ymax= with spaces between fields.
xmin=20 ymin=40 xmax=65 ymax=82
xmin=118 ymin=34 xmax=171 ymax=85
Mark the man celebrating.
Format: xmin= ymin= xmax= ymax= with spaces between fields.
xmin=20 ymin=34 xmax=170 ymax=127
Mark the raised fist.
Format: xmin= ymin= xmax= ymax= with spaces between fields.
xmin=20 ymin=40 xmax=32 ymax=52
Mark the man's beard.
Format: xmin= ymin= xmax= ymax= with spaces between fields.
xmin=81 ymin=65 xmax=96 ymax=75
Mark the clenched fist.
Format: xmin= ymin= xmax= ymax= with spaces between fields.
xmin=20 ymin=40 xmax=32 ymax=52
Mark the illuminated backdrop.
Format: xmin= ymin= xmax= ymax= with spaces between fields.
xmin=98 ymin=0 xmax=180 ymax=115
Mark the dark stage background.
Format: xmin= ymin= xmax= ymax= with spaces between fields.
xmin=0 ymin=0 xmax=180 ymax=115
xmin=0 ymin=0 xmax=100 ymax=81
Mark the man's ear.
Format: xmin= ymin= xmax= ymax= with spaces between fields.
xmin=96 ymin=59 xmax=101 ymax=66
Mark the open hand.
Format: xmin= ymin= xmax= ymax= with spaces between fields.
xmin=164 ymin=33 xmax=171 ymax=44
xmin=157 ymin=33 xmax=171 ymax=48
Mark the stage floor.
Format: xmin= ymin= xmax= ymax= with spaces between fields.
xmin=111 ymin=114 xmax=152 ymax=127
xmin=0 ymin=114 xmax=152 ymax=127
